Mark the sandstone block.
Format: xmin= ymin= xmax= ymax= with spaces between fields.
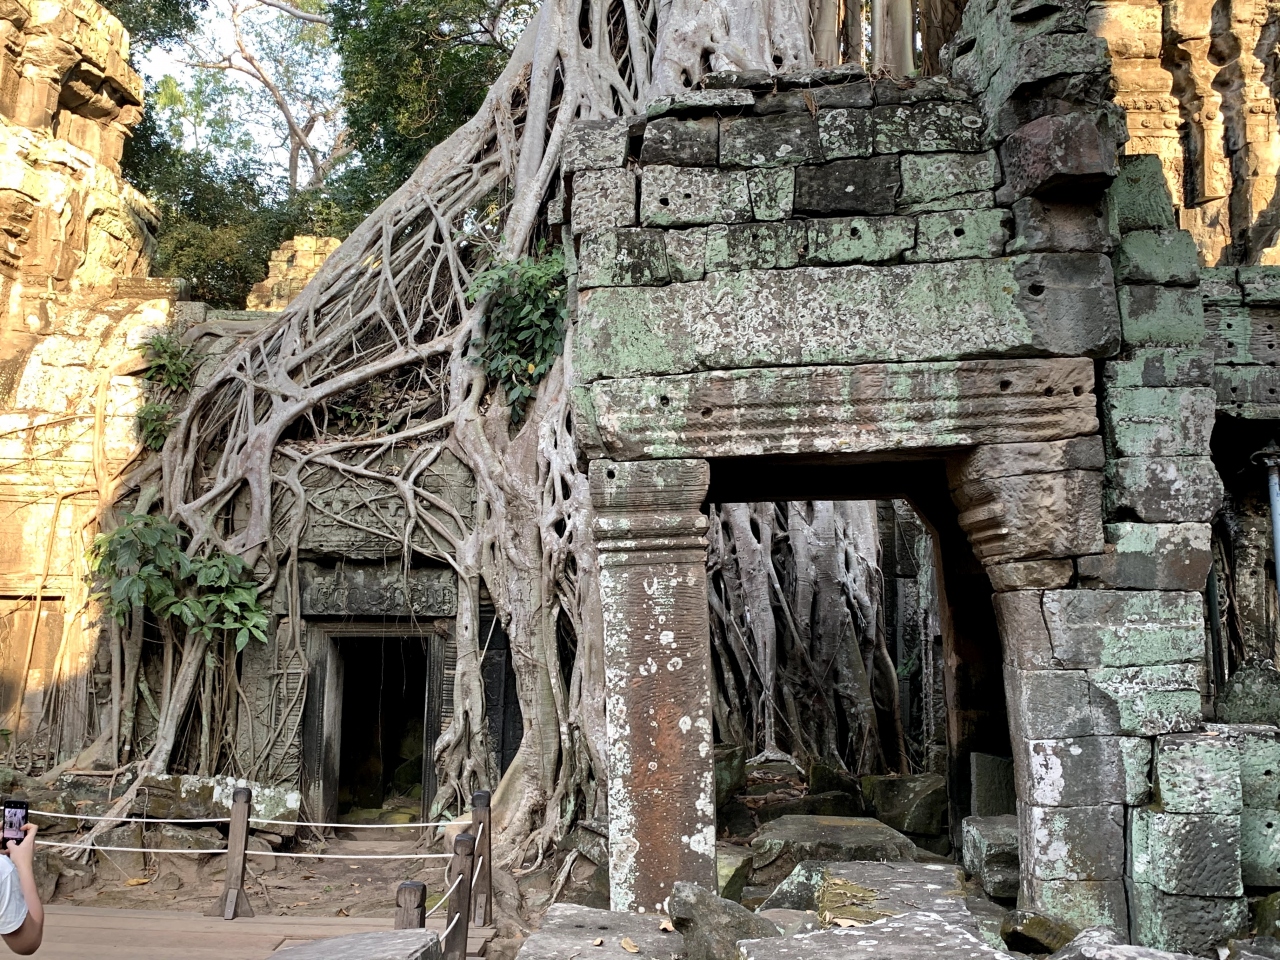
xmin=1008 ymin=196 xmax=1115 ymax=254
xmin=758 ymin=860 xmax=969 ymax=923
xmin=1199 ymin=267 xmax=1240 ymax=304
xmin=953 ymin=469 xmax=1104 ymax=563
xmin=1218 ymin=667 xmax=1280 ymax=726
xmin=754 ymin=82 xmax=873 ymax=113
xmin=645 ymin=88 xmax=754 ymax=116
xmin=804 ymin=216 xmax=916 ymax=265
xmin=564 ymin=118 xmax=631 ymax=171
xmin=640 ymin=116 xmax=718 ymax=166
xmin=1077 ymin=522 xmax=1212 ymax=591
xmin=1104 ymin=456 xmax=1223 ymax=523
xmin=721 ymin=113 xmax=821 ymax=167
xmin=793 ymin=157 xmax=900 ymax=215
xmin=1103 ymin=387 xmax=1216 ymax=458
xmin=1039 ymin=589 xmax=1206 ymax=669
xmin=1023 ymin=803 xmax=1125 ymax=881
xmin=1010 ymin=254 xmax=1121 ymax=357
xmin=670 ymin=881 xmax=778 ymax=960
xmin=571 ymin=167 xmax=637 ymax=234
xmin=1087 ymin=663 xmax=1204 ymax=736
xmin=715 ymin=743 xmax=747 ymax=808
xmin=962 ymin=815 xmax=1020 ymax=900
xmin=872 ymin=101 xmax=988 ymax=153
xmin=1129 ymin=883 xmax=1248 ymax=955
xmin=705 ymin=220 xmax=806 ymax=272
xmin=747 ymin=168 xmax=795 ymax=221
xmin=1005 ymin=665 xmax=1095 ymax=738
xmin=950 ymin=437 xmax=1105 ymax=485
xmin=1129 ymin=808 xmax=1243 ymax=896
xmin=1240 ymin=808 xmax=1280 ymax=887
xmin=986 ymin=558 xmax=1074 ymax=592
xmin=749 ymin=815 xmax=916 ymax=885
xmin=1000 ymin=113 xmax=1118 ymax=199
xmin=971 ymin=752 xmax=1017 ymax=816
xmin=272 ymin=932 xmax=440 ymax=960
xmin=1000 ymin=910 xmax=1080 ymax=954
xmin=906 ymin=208 xmax=1012 ymax=261
xmin=664 ymin=227 xmax=707 ymax=282
xmin=1102 ymin=349 xmax=1213 ymax=389
xmin=1108 ymin=155 xmax=1177 ymax=234
xmin=1154 ymin=734 xmax=1243 ymax=814
xmin=639 ymin=165 xmax=751 ymax=227
xmin=1025 ymin=879 xmax=1129 ymax=933
xmin=1236 ymin=726 xmax=1280 ymax=809
xmin=1024 ymin=736 xmax=1152 ymax=806
xmin=1237 ymin=266 xmax=1280 ymax=305
xmin=576 ymin=229 xmax=670 ymax=288
xmin=817 ymin=107 xmax=874 ymax=159
xmin=899 ymin=151 xmax=1001 ymax=204
xmin=717 ymin=842 xmax=751 ymax=901
xmin=738 ymin=910 xmax=1018 ymax=960
xmin=861 ymin=773 xmax=947 ymax=835
xmin=900 ymin=190 xmax=996 ymax=214
xmin=1113 ymin=230 xmax=1200 ymax=286
xmin=1118 ymin=285 xmax=1206 ymax=347
xmin=516 ymin=903 xmax=685 ymax=959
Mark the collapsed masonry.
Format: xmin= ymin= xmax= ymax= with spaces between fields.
xmin=557 ymin=2 xmax=1280 ymax=951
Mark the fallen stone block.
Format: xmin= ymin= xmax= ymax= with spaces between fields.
xmin=756 ymin=908 xmax=819 ymax=937
xmin=516 ymin=903 xmax=686 ymax=959
xmin=759 ymin=860 xmax=970 ymax=926
xmin=861 ymin=774 xmax=947 ymax=835
xmin=1048 ymin=926 xmax=1202 ymax=960
xmin=274 ymin=931 xmax=441 ymax=960
xmin=749 ymin=816 xmax=916 ymax=886
xmin=1129 ymin=883 xmax=1248 ymax=956
xmin=1104 ymin=456 xmax=1223 ymax=523
xmin=1257 ymin=895 xmax=1280 ymax=939
xmin=716 ymin=743 xmax=747 ymax=808
xmin=1001 ymin=909 xmax=1079 ymax=953
xmin=1076 ymin=522 xmax=1212 ymax=591
xmin=737 ymin=910 xmax=1017 ymax=960
xmin=671 ymin=882 xmax=777 ymax=960
xmin=961 ymin=815 xmax=1019 ymax=900
xmin=639 ymin=165 xmax=751 ymax=228
xmin=718 ymin=842 xmax=752 ymax=902
xmin=1154 ymin=733 xmax=1242 ymax=814
xmin=807 ymin=761 xmax=864 ymax=806
xmin=756 ymin=791 xmax=861 ymax=823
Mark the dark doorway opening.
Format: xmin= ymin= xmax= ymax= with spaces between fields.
xmin=337 ymin=636 xmax=430 ymax=813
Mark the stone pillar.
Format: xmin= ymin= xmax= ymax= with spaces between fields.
xmin=590 ymin=458 xmax=717 ymax=913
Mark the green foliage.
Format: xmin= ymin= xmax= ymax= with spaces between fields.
xmin=137 ymin=402 xmax=175 ymax=450
xmin=102 ymin=0 xmax=207 ymax=53
xmin=89 ymin=514 xmax=270 ymax=651
xmin=143 ymin=333 xmax=197 ymax=390
xmin=330 ymin=0 xmax=532 ymax=200
xmin=468 ymin=246 xmax=567 ymax=422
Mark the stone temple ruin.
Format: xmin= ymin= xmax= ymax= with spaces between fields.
xmin=0 ymin=0 xmax=1279 ymax=952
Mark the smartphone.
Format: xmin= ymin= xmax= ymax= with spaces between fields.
xmin=2 ymin=801 xmax=27 ymax=843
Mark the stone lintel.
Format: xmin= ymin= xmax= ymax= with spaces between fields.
xmin=589 ymin=459 xmax=717 ymax=913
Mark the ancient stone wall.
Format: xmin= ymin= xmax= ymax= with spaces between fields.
xmin=246 ymin=235 xmax=340 ymax=311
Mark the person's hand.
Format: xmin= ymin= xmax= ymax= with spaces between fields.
xmin=5 ymin=824 xmax=36 ymax=873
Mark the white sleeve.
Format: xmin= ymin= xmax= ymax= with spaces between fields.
xmin=0 ymin=857 xmax=29 ymax=935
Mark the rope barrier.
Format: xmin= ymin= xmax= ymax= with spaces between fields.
xmin=32 ymin=809 xmax=456 ymax=830
xmin=35 ymin=840 xmax=451 ymax=860
xmin=34 ymin=810 xmax=231 ymax=824
xmin=423 ymin=872 xmax=462 ymax=920
xmin=471 ymin=854 xmax=484 ymax=888
xmin=442 ymin=911 xmax=461 ymax=939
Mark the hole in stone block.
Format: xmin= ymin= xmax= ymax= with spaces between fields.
xmin=850 ymin=226 xmax=862 ymax=239
xmin=999 ymin=379 xmax=1012 ymax=391
xmin=953 ymin=228 xmax=965 ymax=237
xmin=1073 ymin=386 xmax=1083 ymax=396
xmin=1027 ymin=283 xmax=1045 ymax=296
xmin=659 ymin=197 xmax=670 ymax=207
xmin=606 ymin=468 xmax=617 ymax=480
xmin=660 ymin=395 xmax=670 ymax=407
xmin=1043 ymin=387 xmax=1055 ymax=396
xmin=682 ymin=192 xmax=692 ymax=199
xmin=701 ymin=407 xmax=713 ymax=418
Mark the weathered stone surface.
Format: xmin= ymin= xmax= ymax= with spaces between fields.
xmin=1102 ymin=350 xmax=1213 ymax=389
xmin=1153 ymin=733 xmax=1242 ymax=814
xmin=1234 ymin=726 xmax=1280 ymax=809
xmin=705 ymin=221 xmax=806 ymax=272
xmin=1129 ymin=884 xmax=1248 ymax=955
xmin=738 ymin=911 xmax=1018 ymax=960
xmin=664 ymin=228 xmax=708 ymax=282
xmin=1076 ymin=522 xmax=1212 ymax=591
xmin=96 ymin=821 xmax=146 ymax=880
xmin=1104 ymin=456 xmax=1223 ymax=523
xmin=1025 ymin=880 xmax=1129 ymax=933
xmin=1113 ymin=230 xmax=1200 ymax=286
xmin=273 ymin=931 xmax=441 ymax=960
xmin=1039 ymin=589 xmax=1207 ymax=668
xmin=970 ymin=753 xmax=1017 ymax=816
xmin=747 ymin=169 xmax=795 ymax=221
xmin=131 ymin=774 xmax=301 ymax=836
xmin=1005 ymin=666 xmax=1096 ymax=739
xmin=1049 ymin=928 xmax=1207 ymax=960
xmin=872 ymin=101 xmax=988 ymax=153
xmin=804 ymin=217 xmax=916 ymax=266
xmin=905 ymin=209 xmax=1012 ymax=261
xmin=640 ymin=165 xmax=751 ymax=227
xmin=1240 ymin=808 xmax=1280 ymax=887
xmin=575 ymin=358 xmax=1099 ymax=462
xmin=962 ymin=815 xmax=1019 ymax=899
xmin=296 ymin=563 xmax=457 ymax=619
xmin=646 ymin=88 xmax=754 ymax=116
xmin=1117 ymin=285 xmax=1206 ymax=347
xmin=716 ymin=744 xmax=747 ymax=808
xmin=572 ymin=168 xmax=638 ymax=234
xmin=1087 ymin=663 xmax=1205 ymax=736
xmin=749 ymin=816 xmax=916 ymax=886
xmin=670 ymin=881 xmax=777 ymax=960
xmin=1258 ymin=895 xmax=1280 ymax=938
xmin=1215 ymin=364 xmax=1280 ymax=418
xmin=564 ymin=118 xmax=631 ymax=171
xmin=720 ymin=114 xmax=821 ymax=167
xmin=1001 ymin=910 xmax=1079 ymax=953
xmin=986 ymin=559 xmax=1074 ymax=591
xmin=1237 ymin=266 xmax=1280 ymax=305
xmin=1000 ymin=113 xmax=1118 ymax=199
xmin=899 ymin=151 xmax=1001 ymax=204
xmin=900 ymin=190 xmax=996 ymax=214
xmin=641 ymin=117 xmax=718 ymax=167
xmin=1218 ymin=665 xmax=1280 ymax=725
xmin=951 ymin=437 xmax=1105 ymax=484
xmin=575 ymin=258 xmax=1118 ymax=383
xmin=816 ymin=108 xmax=873 ymax=159
xmin=953 ymin=469 xmax=1104 ymax=563
xmin=577 ymin=229 xmax=670 ymax=289
xmin=757 ymin=791 xmax=860 ymax=823
xmin=1023 ymin=804 xmax=1125 ymax=880
xmin=1102 ymin=387 xmax=1216 ymax=457
xmin=1024 ymin=736 xmax=1152 ymax=806
xmin=1129 ymin=808 xmax=1243 ymax=896
xmin=763 ymin=860 xmax=970 ymax=924
xmin=516 ymin=904 xmax=685 ymax=959
xmin=247 ymin=235 xmax=341 ymax=311
xmin=1008 ymin=197 xmax=1115 ymax=254
xmin=1107 ymin=155 xmax=1177 ymax=234
xmin=717 ymin=842 xmax=752 ymax=901
xmin=793 ymin=158 xmax=900 ymax=215
xmin=862 ymin=774 xmax=947 ymax=835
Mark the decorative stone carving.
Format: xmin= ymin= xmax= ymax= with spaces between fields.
xmin=296 ymin=563 xmax=457 ymax=618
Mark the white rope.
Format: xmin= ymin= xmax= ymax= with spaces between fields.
xmin=423 ymin=872 xmax=463 ymax=919
xmin=36 ymin=841 xmax=227 ymax=854
xmin=36 ymin=840 xmax=450 ymax=860
xmin=471 ymin=854 xmax=484 ymax=888
xmin=249 ymin=817 xmax=452 ymax=829
xmin=34 ymin=810 xmax=231 ymax=824
xmin=442 ymin=911 xmax=461 ymax=938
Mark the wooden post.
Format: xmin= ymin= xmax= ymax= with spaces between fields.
xmin=395 ymin=880 xmax=426 ymax=929
xmin=206 ymin=786 xmax=254 ymax=919
xmin=443 ymin=833 xmax=474 ymax=960
xmin=471 ymin=790 xmax=492 ymax=925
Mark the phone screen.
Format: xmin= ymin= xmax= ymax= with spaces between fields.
xmin=3 ymin=804 xmax=26 ymax=842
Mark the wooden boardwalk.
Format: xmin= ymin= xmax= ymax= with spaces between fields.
xmin=38 ymin=904 xmax=495 ymax=958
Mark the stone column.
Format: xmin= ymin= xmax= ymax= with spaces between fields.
xmin=590 ymin=458 xmax=717 ymax=913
